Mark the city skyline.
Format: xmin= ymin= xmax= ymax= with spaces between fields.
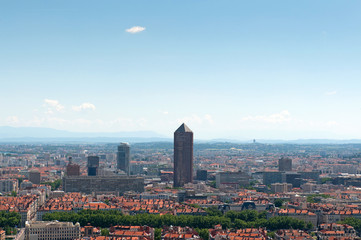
xmin=1 ymin=1 xmax=361 ymax=140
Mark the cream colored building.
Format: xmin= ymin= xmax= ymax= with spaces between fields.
xmin=25 ymin=221 xmax=80 ymax=240
xmin=271 ymin=183 xmax=292 ymax=193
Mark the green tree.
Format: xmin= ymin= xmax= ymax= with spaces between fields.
xmin=320 ymin=177 xmax=332 ymax=184
xmin=154 ymin=228 xmax=161 ymax=240
xmin=267 ymin=231 xmax=276 ymax=239
xmin=42 ymin=209 xmax=310 ymax=231
xmin=274 ymin=199 xmax=284 ymax=208
xmin=265 ymin=216 xmax=306 ymax=231
xmin=101 ymin=228 xmax=109 ymax=236
xmin=339 ymin=217 xmax=361 ymax=233
xmin=209 ymin=181 xmax=216 ymax=188
xmin=196 ymin=228 xmax=209 ymax=240
xmin=0 ymin=211 xmax=21 ymax=229
xmin=205 ymin=206 xmax=223 ymax=217
xmin=42 ymin=179 xmax=62 ymax=190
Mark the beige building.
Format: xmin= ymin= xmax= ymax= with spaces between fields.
xmin=25 ymin=221 xmax=81 ymax=240
xmin=271 ymin=183 xmax=292 ymax=193
xmin=301 ymin=182 xmax=316 ymax=193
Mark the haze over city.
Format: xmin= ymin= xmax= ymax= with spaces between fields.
xmin=1 ymin=1 xmax=361 ymax=140
xmin=4 ymin=2 xmax=361 ymax=240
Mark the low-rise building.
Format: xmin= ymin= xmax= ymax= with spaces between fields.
xmin=209 ymin=225 xmax=267 ymax=240
xmin=0 ymin=195 xmax=41 ymax=227
xmin=317 ymin=223 xmax=357 ymax=239
xmin=216 ymin=171 xmax=250 ymax=189
xmin=269 ymin=209 xmax=317 ymax=229
xmin=271 ymin=183 xmax=292 ymax=193
xmin=63 ymin=175 xmax=144 ymax=195
xmin=109 ymin=226 xmax=154 ymax=240
xmin=162 ymin=226 xmax=200 ymax=240
xmin=275 ymin=229 xmax=313 ymax=240
xmin=25 ymin=221 xmax=81 ymax=240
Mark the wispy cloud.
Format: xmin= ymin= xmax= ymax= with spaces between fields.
xmin=177 ymin=114 xmax=214 ymax=125
xmin=325 ymin=91 xmax=337 ymax=96
xmin=6 ymin=116 xmax=19 ymax=125
xmin=125 ymin=26 xmax=146 ymax=34
xmin=242 ymin=110 xmax=291 ymax=123
xmin=72 ymin=103 xmax=96 ymax=112
xmin=43 ymin=99 xmax=64 ymax=114
xmin=159 ymin=110 xmax=169 ymax=115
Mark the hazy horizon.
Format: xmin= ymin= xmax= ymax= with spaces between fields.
xmin=2 ymin=126 xmax=361 ymax=142
xmin=1 ymin=1 xmax=361 ymax=140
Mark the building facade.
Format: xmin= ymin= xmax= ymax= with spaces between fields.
xmin=173 ymin=123 xmax=193 ymax=187
xmin=29 ymin=170 xmax=41 ymax=184
xmin=0 ymin=179 xmax=18 ymax=193
xmin=216 ymin=171 xmax=250 ymax=189
xmin=271 ymin=183 xmax=292 ymax=193
xmin=25 ymin=221 xmax=80 ymax=240
xmin=66 ymin=157 xmax=80 ymax=176
xmin=263 ymin=171 xmax=283 ymax=185
xmin=87 ymin=156 xmax=99 ymax=176
xmin=63 ymin=175 xmax=144 ymax=195
xmin=117 ymin=143 xmax=130 ymax=175
xmin=279 ymin=157 xmax=292 ymax=172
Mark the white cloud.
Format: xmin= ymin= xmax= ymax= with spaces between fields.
xmin=242 ymin=110 xmax=292 ymax=123
xmin=177 ymin=114 xmax=214 ymax=125
xmin=158 ymin=110 xmax=169 ymax=115
xmin=125 ymin=26 xmax=146 ymax=34
xmin=72 ymin=103 xmax=96 ymax=112
xmin=204 ymin=114 xmax=214 ymax=124
xmin=6 ymin=116 xmax=19 ymax=124
xmin=325 ymin=91 xmax=337 ymax=96
xmin=44 ymin=99 xmax=64 ymax=113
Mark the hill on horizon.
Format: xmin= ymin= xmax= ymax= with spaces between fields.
xmin=1 ymin=126 xmax=361 ymax=144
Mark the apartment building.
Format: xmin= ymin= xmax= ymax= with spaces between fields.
xmin=25 ymin=221 xmax=81 ymax=240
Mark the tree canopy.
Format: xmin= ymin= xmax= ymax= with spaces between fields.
xmin=43 ymin=209 xmax=311 ymax=231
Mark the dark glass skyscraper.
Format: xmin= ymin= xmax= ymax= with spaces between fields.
xmin=117 ymin=143 xmax=130 ymax=175
xmin=173 ymin=123 xmax=193 ymax=187
xmin=87 ymin=156 xmax=99 ymax=176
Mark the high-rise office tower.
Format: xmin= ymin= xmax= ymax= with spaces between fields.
xmin=117 ymin=143 xmax=130 ymax=175
xmin=87 ymin=156 xmax=99 ymax=176
xmin=279 ymin=157 xmax=292 ymax=172
xmin=173 ymin=123 xmax=193 ymax=187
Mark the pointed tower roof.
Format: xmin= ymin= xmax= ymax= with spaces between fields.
xmin=175 ymin=123 xmax=193 ymax=133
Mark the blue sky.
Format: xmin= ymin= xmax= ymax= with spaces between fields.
xmin=1 ymin=1 xmax=361 ymax=139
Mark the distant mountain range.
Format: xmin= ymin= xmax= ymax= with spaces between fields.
xmin=0 ymin=126 xmax=170 ymax=143
xmin=1 ymin=126 xmax=361 ymax=144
